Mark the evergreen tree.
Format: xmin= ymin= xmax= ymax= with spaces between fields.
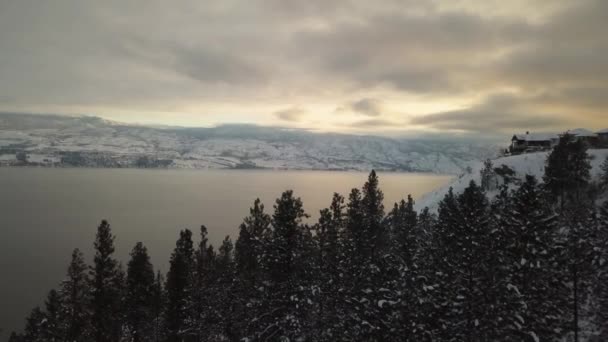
xmin=254 ymin=190 xmax=313 ymax=341
xmin=59 ymin=248 xmax=91 ymax=342
xmin=313 ymin=193 xmax=345 ymax=340
xmin=90 ymin=220 xmax=123 ymax=342
xmin=436 ymin=181 xmax=494 ymax=340
xmin=601 ymin=156 xmax=608 ymax=189
xmin=561 ymin=203 xmax=601 ymax=342
xmin=151 ymin=271 xmax=167 ymax=342
xmin=544 ymin=133 xmax=592 ymax=208
xmin=480 ymin=159 xmax=497 ymax=191
xmin=125 ymin=242 xmax=156 ymax=342
xmin=8 ymin=332 xmax=24 ymax=342
xmin=390 ymin=194 xmax=418 ymax=268
xmin=499 ymin=175 xmax=564 ymax=340
xmin=165 ymin=229 xmax=195 ymax=342
xmin=234 ymin=200 xmax=271 ymax=338
xmin=22 ymin=307 xmax=46 ymax=342
xmin=41 ymin=289 xmax=62 ymax=341
xmin=595 ymin=200 xmax=608 ymax=339
xmin=235 ymin=198 xmax=270 ymax=283
xmin=361 ymin=170 xmax=386 ymax=262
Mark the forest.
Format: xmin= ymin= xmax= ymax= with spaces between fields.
xmin=9 ymin=134 xmax=608 ymax=342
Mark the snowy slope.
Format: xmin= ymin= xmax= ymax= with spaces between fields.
xmin=0 ymin=113 xmax=499 ymax=173
xmin=417 ymin=149 xmax=608 ymax=212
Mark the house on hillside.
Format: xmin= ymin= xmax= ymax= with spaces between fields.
xmin=563 ymin=128 xmax=599 ymax=146
xmin=510 ymin=132 xmax=559 ymax=154
xmin=597 ymin=128 xmax=608 ymax=147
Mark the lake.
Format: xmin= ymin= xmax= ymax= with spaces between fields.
xmin=0 ymin=168 xmax=451 ymax=337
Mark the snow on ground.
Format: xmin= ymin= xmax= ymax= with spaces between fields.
xmin=416 ymin=149 xmax=608 ymax=212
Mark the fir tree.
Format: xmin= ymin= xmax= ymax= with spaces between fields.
xmin=595 ymin=200 xmax=608 ymax=339
xmin=90 ymin=220 xmax=123 ymax=342
xmin=561 ymin=203 xmax=601 ymax=342
xmin=59 ymin=248 xmax=91 ymax=342
xmin=255 ymin=190 xmax=312 ymax=341
xmin=235 ymin=198 xmax=270 ymax=284
xmin=22 ymin=307 xmax=46 ymax=342
xmin=499 ymin=175 xmax=564 ymax=340
xmin=313 ymin=193 xmax=345 ymax=341
xmin=600 ymin=156 xmax=608 ymax=189
xmin=544 ymin=133 xmax=592 ymax=208
xmin=125 ymin=242 xmax=156 ymax=342
xmin=41 ymin=289 xmax=62 ymax=341
xmin=165 ymin=229 xmax=195 ymax=342
xmin=151 ymin=271 xmax=167 ymax=342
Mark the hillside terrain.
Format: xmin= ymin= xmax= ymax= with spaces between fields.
xmin=417 ymin=148 xmax=608 ymax=211
xmin=0 ymin=113 xmax=498 ymax=174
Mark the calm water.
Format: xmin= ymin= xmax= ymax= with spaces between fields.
xmin=0 ymin=168 xmax=451 ymax=337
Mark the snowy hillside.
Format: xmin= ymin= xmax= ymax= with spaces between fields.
xmin=417 ymin=149 xmax=608 ymax=212
xmin=0 ymin=113 xmax=499 ymax=173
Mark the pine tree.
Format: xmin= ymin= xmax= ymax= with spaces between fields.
xmin=235 ymin=198 xmax=270 ymax=284
xmin=600 ymin=156 xmax=608 ymax=189
xmin=125 ymin=242 xmax=156 ymax=342
xmin=561 ymin=203 xmax=601 ymax=342
xmin=90 ymin=220 xmax=123 ymax=342
xmin=595 ymin=200 xmax=608 ymax=339
xmin=22 ymin=307 xmax=46 ymax=342
xmin=480 ymin=159 xmax=497 ymax=191
xmin=234 ymin=200 xmax=271 ymax=338
xmin=435 ymin=181 xmax=494 ymax=340
xmin=361 ymin=170 xmax=386 ymax=262
xmin=151 ymin=271 xmax=167 ymax=342
xmin=165 ymin=229 xmax=195 ymax=342
xmin=254 ymin=190 xmax=312 ymax=341
xmin=314 ymin=193 xmax=345 ymax=340
xmin=544 ymin=133 xmax=592 ymax=208
xmin=498 ymin=175 xmax=564 ymax=340
xmin=59 ymin=248 xmax=91 ymax=342
xmin=390 ymin=194 xmax=418 ymax=268
xmin=41 ymin=289 xmax=62 ymax=341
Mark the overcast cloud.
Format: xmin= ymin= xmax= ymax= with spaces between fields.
xmin=0 ymin=0 xmax=606 ymax=137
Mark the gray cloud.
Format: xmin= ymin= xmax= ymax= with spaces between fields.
xmin=0 ymin=0 xmax=605 ymax=132
xmin=410 ymin=94 xmax=573 ymax=133
xmin=350 ymin=98 xmax=383 ymax=116
xmin=274 ymin=107 xmax=307 ymax=122
xmin=349 ymin=119 xmax=400 ymax=128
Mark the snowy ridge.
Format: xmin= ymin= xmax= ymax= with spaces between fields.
xmin=0 ymin=113 xmax=499 ymax=173
xmin=417 ymin=149 xmax=608 ymax=212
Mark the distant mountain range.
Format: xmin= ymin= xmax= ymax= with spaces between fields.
xmin=0 ymin=112 xmax=499 ymax=174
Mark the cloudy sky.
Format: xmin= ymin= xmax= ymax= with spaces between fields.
xmin=0 ymin=0 xmax=606 ymax=137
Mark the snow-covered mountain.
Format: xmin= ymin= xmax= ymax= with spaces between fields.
xmin=417 ymin=149 xmax=608 ymax=212
xmin=0 ymin=112 xmax=499 ymax=173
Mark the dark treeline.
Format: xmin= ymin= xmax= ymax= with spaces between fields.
xmin=10 ymin=134 xmax=608 ymax=342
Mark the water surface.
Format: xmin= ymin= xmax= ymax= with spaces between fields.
xmin=0 ymin=168 xmax=452 ymax=337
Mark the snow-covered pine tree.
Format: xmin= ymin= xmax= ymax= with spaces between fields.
xmin=601 ymin=156 xmax=608 ymax=189
xmin=59 ymin=248 xmax=91 ymax=342
xmin=435 ymin=181 xmax=495 ymax=340
xmin=22 ymin=307 xmax=46 ymax=342
xmin=313 ymin=192 xmax=346 ymax=341
xmin=544 ymin=133 xmax=592 ymax=209
xmin=498 ymin=175 xmax=565 ymax=340
xmin=165 ymin=229 xmax=195 ymax=342
xmin=151 ymin=271 xmax=167 ymax=342
xmin=595 ymin=200 xmax=608 ymax=339
xmin=41 ymin=289 xmax=62 ymax=341
xmin=234 ymin=199 xmax=271 ymax=338
xmin=480 ymin=158 xmax=497 ymax=191
xmin=90 ymin=220 xmax=124 ymax=342
xmin=254 ymin=190 xmax=312 ymax=341
xmin=561 ymin=203 xmax=602 ymax=342
xmin=125 ymin=242 xmax=156 ymax=342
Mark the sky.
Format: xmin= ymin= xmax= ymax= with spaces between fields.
xmin=0 ymin=0 xmax=606 ymax=138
